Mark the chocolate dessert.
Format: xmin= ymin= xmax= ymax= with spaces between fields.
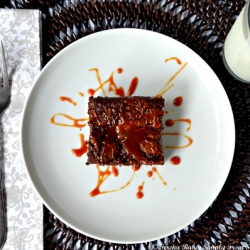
xmin=86 ymin=96 xmax=165 ymax=165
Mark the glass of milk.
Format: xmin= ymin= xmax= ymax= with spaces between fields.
xmin=222 ymin=0 xmax=250 ymax=83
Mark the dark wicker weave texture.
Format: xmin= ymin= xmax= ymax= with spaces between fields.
xmin=1 ymin=0 xmax=250 ymax=249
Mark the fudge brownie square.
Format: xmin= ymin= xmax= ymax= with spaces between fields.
xmin=86 ymin=96 xmax=165 ymax=166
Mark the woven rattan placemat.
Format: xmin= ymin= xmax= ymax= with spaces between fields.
xmin=1 ymin=0 xmax=250 ymax=249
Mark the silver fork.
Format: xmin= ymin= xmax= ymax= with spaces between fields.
xmin=0 ymin=42 xmax=10 ymax=114
xmin=0 ymin=41 xmax=10 ymax=249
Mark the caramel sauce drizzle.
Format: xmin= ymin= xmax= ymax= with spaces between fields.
xmin=50 ymin=113 xmax=88 ymax=128
xmin=165 ymin=57 xmax=182 ymax=65
xmin=156 ymin=61 xmax=188 ymax=97
xmin=117 ymin=68 xmax=123 ymax=74
xmin=152 ymin=167 xmax=167 ymax=186
xmin=89 ymin=165 xmax=111 ymax=197
xmin=165 ymin=119 xmax=191 ymax=131
xmin=89 ymin=165 xmax=135 ymax=197
xmin=132 ymin=165 xmax=141 ymax=171
xmin=88 ymin=89 xmax=95 ymax=96
xmin=72 ymin=134 xmax=87 ymax=157
xmin=79 ymin=92 xmax=84 ymax=97
xmin=170 ymin=156 xmax=181 ymax=165
xmin=147 ymin=171 xmax=153 ymax=177
xmin=147 ymin=168 xmax=168 ymax=180
xmin=136 ymin=182 xmax=144 ymax=199
xmin=157 ymin=84 xmax=174 ymax=97
xmin=127 ymin=77 xmax=138 ymax=96
xmin=107 ymin=72 xmax=125 ymax=97
xmin=162 ymin=132 xmax=193 ymax=148
xmin=174 ymin=96 xmax=183 ymax=106
xmin=88 ymin=69 xmax=125 ymax=97
xmin=112 ymin=166 xmax=119 ymax=177
xmin=88 ymin=68 xmax=138 ymax=97
xmin=89 ymin=68 xmax=107 ymax=96
xmin=59 ymin=96 xmax=76 ymax=106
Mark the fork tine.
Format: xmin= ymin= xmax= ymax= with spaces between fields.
xmin=0 ymin=41 xmax=9 ymax=89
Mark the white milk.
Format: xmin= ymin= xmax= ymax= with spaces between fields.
xmin=223 ymin=1 xmax=250 ymax=82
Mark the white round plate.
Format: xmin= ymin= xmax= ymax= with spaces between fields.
xmin=21 ymin=29 xmax=235 ymax=243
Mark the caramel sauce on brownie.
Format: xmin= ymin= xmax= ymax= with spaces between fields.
xmin=86 ymin=96 xmax=165 ymax=165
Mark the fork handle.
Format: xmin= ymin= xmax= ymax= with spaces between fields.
xmin=0 ymin=170 xmax=6 ymax=249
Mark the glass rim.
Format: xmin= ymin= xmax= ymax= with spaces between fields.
xmin=248 ymin=1 xmax=250 ymax=29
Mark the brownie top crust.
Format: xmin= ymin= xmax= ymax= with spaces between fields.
xmin=86 ymin=96 xmax=165 ymax=166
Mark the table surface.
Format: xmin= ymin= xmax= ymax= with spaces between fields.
xmin=1 ymin=0 xmax=250 ymax=249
